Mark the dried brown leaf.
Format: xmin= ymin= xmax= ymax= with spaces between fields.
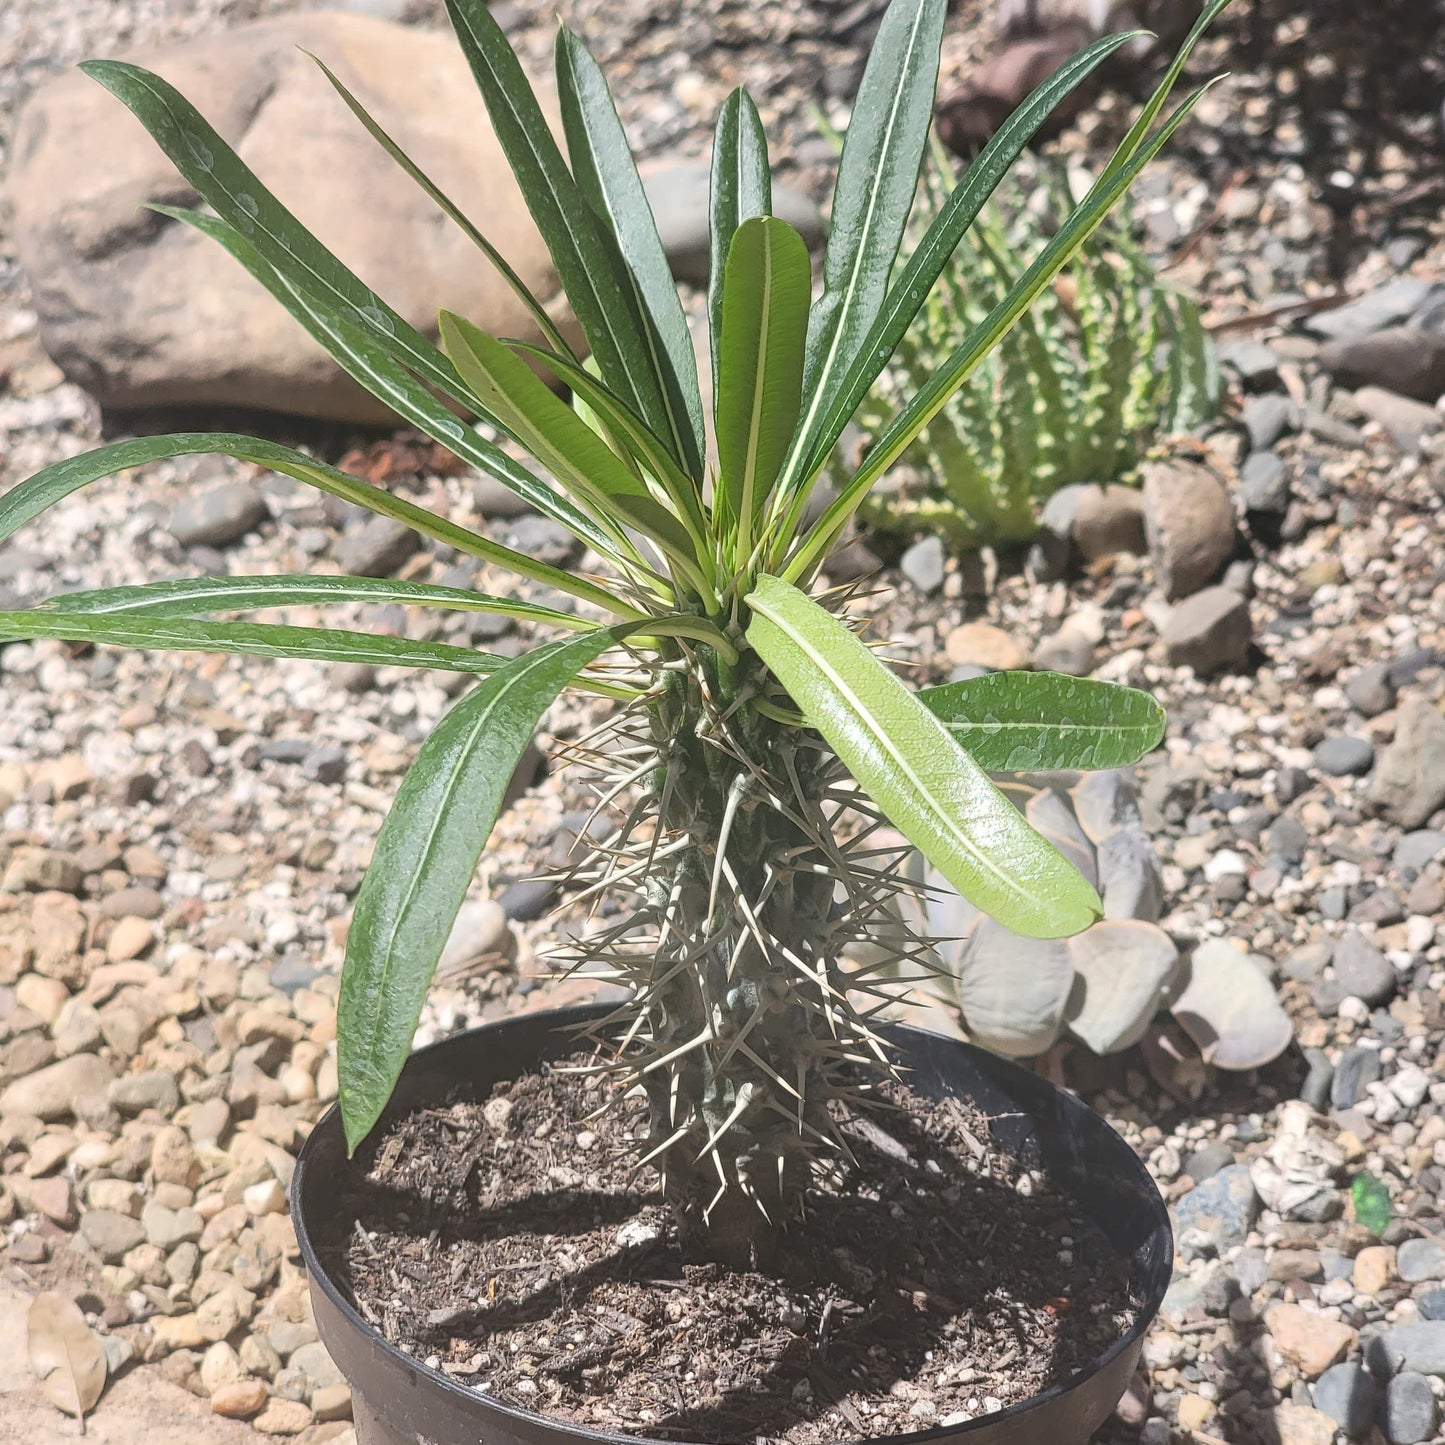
xmin=28 ymin=1291 xmax=107 ymax=1429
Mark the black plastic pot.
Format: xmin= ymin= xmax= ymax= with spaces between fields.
xmin=293 ymin=1005 xmax=1171 ymax=1445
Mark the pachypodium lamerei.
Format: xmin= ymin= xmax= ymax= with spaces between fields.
xmin=0 ymin=0 xmax=1227 ymax=1264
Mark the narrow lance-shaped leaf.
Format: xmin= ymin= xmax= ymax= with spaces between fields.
xmin=0 ymin=611 xmax=505 ymax=674
xmin=509 ymin=342 xmax=702 ymax=529
xmin=304 ymin=52 xmax=575 ymax=360
xmin=0 ymin=430 xmax=636 ymax=620
xmin=709 ymin=88 xmax=772 ymax=402
xmin=715 ymin=218 xmax=810 ymax=554
xmin=774 ymin=28 xmax=1142 ymax=516
xmin=35 ymin=574 xmax=596 ymax=631
xmin=337 ymin=627 xmax=623 ymax=1151
xmin=553 ymin=27 xmax=704 ymax=477
xmin=439 ymin=312 xmax=709 ymax=591
xmin=915 ymin=672 xmax=1165 ymax=772
xmin=442 ymin=0 xmax=688 ymax=469
xmin=744 ymin=575 xmax=1101 ymax=938
xmin=154 ymin=207 xmax=627 ymax=572
xmin=81 ymin=61 xmax=476 ymax=413
xmin=800 ymin=0 xmax=947 ymax=411
xmin=786 ymin=84 xmax=1216 ymax=583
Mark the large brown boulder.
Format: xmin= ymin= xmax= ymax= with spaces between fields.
xmin=8 ymin=12 xmax=578 ymax=423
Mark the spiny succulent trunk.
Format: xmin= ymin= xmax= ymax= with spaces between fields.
xmin=640 ymin=659 xmax=849 ymax=1270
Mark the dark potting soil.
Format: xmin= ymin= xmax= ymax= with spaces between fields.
xmin=316 ymin=1056 xmax=1140 ymax=1444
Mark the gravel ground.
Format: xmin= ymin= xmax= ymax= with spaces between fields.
xmin=2 ymin=0 xmax=1445 ymax=1442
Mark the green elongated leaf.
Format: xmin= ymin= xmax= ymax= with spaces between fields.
xmin=81 ymin=60 xmax=474 ymax=414
xmin=35 ymin=574 xmax=595 ymax=631
xmin=708 ymin=89 xmax=772 ymax=400
xmin=915 ymin=672 xmax=1166 ymax=772
xmin=304 ymin=53 xmax=574 ymax=360
xmin=786 ymin=85 xmax=1215 ymax=583
xmin=800 ymin=0 xmax=947 ymax=411
xmin=778 ymin=29 xmax=1141 ymax=510
xmin=441 ymin=0 xmax=686 ymax=470
xmin=744 ymin=576 xmax=1100 ymax=938
xmin=0 ymin=430 xmax=635 ymax=620
xmin=715 ymin=217 xmax=810 ymax=553
xmin=509 ymin=343 xmax=703 ymax=532
xmin=553 ymin=27 xmax=704 ymax=477
xmin=0 ymin=610 xmax=504 ymax=674
xmin=155 ymin=207 xmax=624 ymax=571
xmin=1097 ymin=0 xmax=1232 ymax=192
xmin=338 ymin=627 xmax=621 ymax=1151
xmin=439 ymin=312 xmax=705 ymax=584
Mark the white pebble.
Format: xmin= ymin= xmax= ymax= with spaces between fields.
xmin=1388 ymin=1065 xmax=1431 ymax=1109
xmin=243 ymin=1179 xmax=286 ymax=1216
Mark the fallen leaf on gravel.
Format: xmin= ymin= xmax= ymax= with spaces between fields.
xmin=28 ymin=1291 xmax=107 ymax=1427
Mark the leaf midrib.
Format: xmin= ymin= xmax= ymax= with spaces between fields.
xmin=750 ymin=588 xmax=1033 ymax=908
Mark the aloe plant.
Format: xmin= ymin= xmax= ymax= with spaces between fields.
xmin=0 ymin=0 xmax=1225 ymax=1264
xmin=854 ymin=144 xmax=1219 ymax=549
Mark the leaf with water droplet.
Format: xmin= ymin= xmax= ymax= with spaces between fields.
xmin=1351 ymin=1172 xmax=1391 ymax=1236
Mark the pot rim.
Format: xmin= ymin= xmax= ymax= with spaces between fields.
xmin=292 ymin=1003 xmax=1171 ymax=1445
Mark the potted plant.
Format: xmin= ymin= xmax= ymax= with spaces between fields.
xmin=0 ymin=0 xmax=1227 ymax=1437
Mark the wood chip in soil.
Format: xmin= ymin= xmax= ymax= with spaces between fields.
xmin=315 ymin=1057 xmax=1140 ymax=1444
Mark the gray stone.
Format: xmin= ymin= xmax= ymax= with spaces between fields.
xmin=1276 ymin=765 xmax=1312 ymax=804
xmin=498 ymin=877 xmax=555 ymax=922
xmin=1381 ymin=1322 xmax=1445 ymax=1377
xmin=1266 ymin=815 xmax=1310 ymax=864
xmin=1314 ymin=735 xmax=1375 ymax=777
xmin=8 ymin=12 xmax=580 ymax=422
xmin=900 ymin=535 xmax=946 ymax=595
xmin=141 ymin=1200 xmax=204 ymax=1251
xmin=1234 ymin=1246 xmax=1269 ymax=1294
xmin=1347 ymin=660 xmax=1398 ymax=718
xmin=1142 ymin=458 xmax=1237 ymax=600
xmin=1173 ymin=1165 xmax=1259 ymax=1258
xmin=1354 ymin=386 xmax=1442 ymax=452
xmin=1384 ymin=1373 xmax=1437 ymax=1445
xmin=1319 ymin=328 xmax=1445 ymax=402
xmin=1184 ymin=1141 xmax=1234 ymax=1182
xmin=1033 ymin=626 xmax=1094 ymax=677
xmin=301 ymin=746 xmax=347 ymax=785
xmin=1283 ymin=944 xmax=1332 ymax=982
xmin=1219 ymin=338 xmax=1280 ymax=387
xmin=1398 ymin=1239 xmax=1445 ymax=1283
xmin=438 ymin=898 xmax=510 ymax=976
xmin=1162 ymin=586 xmax=1251 ymax=675
xmin=1312 ymin=1362 xmax=1376 ymax=1440
xmin=472 ymin=475 xmax=535 ymax=521
xmin=1243 ymin=394 xmax=1296 ymax=451
xmin=80 ymin=1209 xmax=146 ymax=1263
xmin=289 ymin=1341 xmax=346 ymax=1391
xmin=1070 ymin=483 xmax=1147 ymax=562
xmin=0 ymin=1053 xmax=116 ymax=1122
xmin=1331 ymin=1046 xmax=1384 ymax=1110
xmin=1240 ymin=450 xmax=1289 ymax=513
xmin=110 ymin=1069 xmax=181 ymax=1117
xmin=505 ymin=516 xmax=582 ymax=568
xmin=334 ymin=517 xmax=421 ymax=577
xmin=1395 ymin=831 xmax=1445 ymax=874
xmin=642 ymin=160 xmax=825 ymax=285
xmin=1334 ymin=930 xmax=1396 ymax=1006
xmin=1293 ymin=1188 xmax=1345 ymax=1223
xmin=1306 ymin=279 xmax=1439 ymax=341
xmin=1418 ymin=1288 xmax=1445 ymax=1321
xmin=1300 ymin=1048 xmax=1334 ymax=1110
xmin=169 ymin=483 xmax=269 ymax=549
xmin=1373 ymin=696 xmax=1445 ymax=828
xmin=1160 ymin=1272 xmax=1207 ymax=1323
